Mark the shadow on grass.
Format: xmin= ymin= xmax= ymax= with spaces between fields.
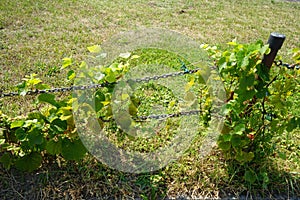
xmin=0 ymin=155 xmax=168 ymax=200
xmin=220 ymin=160 xmax=300 ymax=199
xmin=0 ymin=152 xmax=299 ymax=199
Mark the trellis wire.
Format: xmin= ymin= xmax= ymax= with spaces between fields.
xmin=0 ymin=68 xmax=200 ymax=98
xmin=0 ymin=60 xmax=298 ymax=120
xmin=1 ymin=60 xmax=298 ymax=98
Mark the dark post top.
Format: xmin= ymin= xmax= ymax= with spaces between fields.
xmin=267 ymin=32 xmax=286 ymax=51
xmin=262 ymin=32 xmax=286 ymax=69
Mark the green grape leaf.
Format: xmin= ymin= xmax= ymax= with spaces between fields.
xmin=129 ymin=103 xmax=138 ymax=116
xmin=105 ymin=72 xmax=116 ymax=83
xmin=87 ymin=45 xmax=101 ymax=53
xmin=10 ymin=120 xmax=25 ymax=129
xmin=115 ymin=112 xmax=132 ymax=130
xmin=27 ymin=77 xmax=42 ymax=86
xmin=28 ymin=112 xmax=45 ymax=121
xmin=0 ymin=139 xmax=5 ymax=145
xmin=61 ymin=139 xmax=87 ymax=161
xmin=287 ymin=117 xmax=300 ymax=132
xmin=260 ymin=44 xmax=270 ymax=55
xmin=278 ymin=152 xmax=287 ymax=160
xmin=50 ymin=118 xmax=67 ymax=133
xmin=130 ymin=95 xmax=141 ymax=107
xmin=236 ymin=151 xmax=254 ymax=163
xmin=15 ymin=128 xmax=27 ymax=141
xmin=28 ymin=128 xmax=44 ymax=146
xmin=36 ymin=83 xmax=50 ymax=90
xmin=58 ymin=105 xmax=72 ymax=114
xmin=238 ymin=89 xmax=256 ymax=102
xmin=20 ymin=141 xmax=31 ymax=152
xmin=241 ymin=55 xmax=249 ymax=69
xmin=67 ymin=70 xmax=75 ymax=81
xmin=46 ymin=139 xmax=62 ymax=155
xmin=15 ymin=152 xmax=42 ymax=172
xmin=95 ymin=90 xmax=106 ymax=101
xmin=95 ymin=91 xmax=105 ymax=112
xmin=23 ymin=119 xmax=38 ymax=128
xmin=234 ymin=123 xmax=245 ymax=135
xmin=38 ymin=93 xmax=59 ymax=108
xmin=231 ymin=134 xmax=242 ymax=147
xmin=62 ymin=57 xmax=72 ymax=69
xmin=218 ymin=141 xmax=231 ymax=151
xmin=244 ymin=170 xmax=256 ymax=184
xmin=240 ymin=74 xmax=255 ymax=89
xmin=0 ymin=153 xmax=13 ymax=170
xmin=94 ymin=101 xmax=103 ymax=113
xmin=256 ymin=88 xmax=269 ymax=99
xmin=256 ymin=65 xmax=270 ymax=81
xmin=221 ymin=133 xmax=232 ymax=142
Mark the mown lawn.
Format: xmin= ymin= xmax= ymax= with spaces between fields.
xmin=1 ymin=0 xmax=300 ymax=115
xmin=0 ymin=0 xmax=299 ymax=199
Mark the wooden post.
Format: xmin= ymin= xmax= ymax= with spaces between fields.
xmin=262 ymin=32 xmax=286 ymax=69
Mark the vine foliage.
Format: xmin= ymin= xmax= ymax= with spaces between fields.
xmin=202 ymin=41 xmax=300 ymax=185
xmin=0 ymin=42 xmax=299 ymax=186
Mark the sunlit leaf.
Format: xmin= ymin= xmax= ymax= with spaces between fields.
xmin=105 ymin=73 xmax=116 ymax=83
xmin=62 ymin=57 xmax=72 ymax=69
xmin=227 ymin=39 xmax=237 ymax=46
xmin=121 ymin=93 xmax=130 ymax=101
xmin=129 ymin=103 xmax=138 ymax=116
xmin=87 ymin=45 xmax=101 ymax=53
xmin=67 ymin=70 xmax=76 ymax=81
xmin=260 ymin=44 xmax=270 ymax=55
xmin=184 ymin=91 xmax=196 ymax=102
xmin=131 ymin=55 xmax=140 ymax=59
xmin=0 ymin=139 xmax=5 ymax=145
xmin=234 ymin=123 xmax=245 ymax=135
xmin=221 ymin=133 xmax=232 ymax=142
xmin=10 ymin=120 xmax=25 ymax=129
xmin=241 ymin=55 xmax=249 ymax=69
xmin=185 ymin=77 xmax=195 ymax=92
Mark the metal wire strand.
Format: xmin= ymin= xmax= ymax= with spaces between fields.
xmin=0 ymin=68 xmax=200 ymax=98
xmin=274 ymin=60 xmax=300 ymax=70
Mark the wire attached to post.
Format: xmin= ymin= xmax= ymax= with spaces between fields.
xmin=274 ymin=60 xmax=300 ymax=70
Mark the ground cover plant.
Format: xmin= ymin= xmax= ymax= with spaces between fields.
xmin=0 ymin=0 xmax=300 ymax=199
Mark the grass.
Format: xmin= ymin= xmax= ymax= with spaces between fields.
xmin=0 ymin=0 xmax=300 ymax=199
xmin=1 ymin=0 xmax=300 ymax=115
